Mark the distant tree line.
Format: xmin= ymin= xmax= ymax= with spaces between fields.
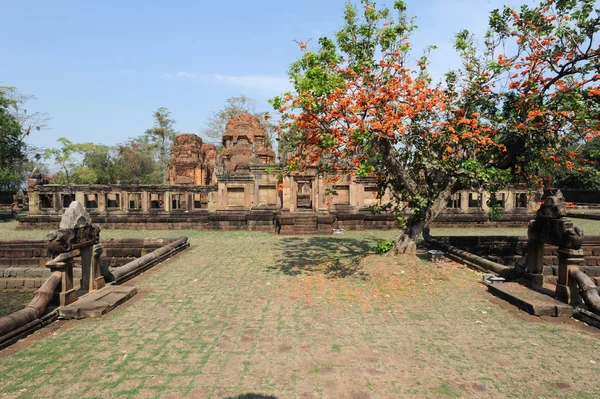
xmin=44 ymin=107 xmax=177 ymax=185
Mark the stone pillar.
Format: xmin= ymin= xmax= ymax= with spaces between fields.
xmin=459 ymin=192 xmax=469 ymax=212
xmin=91 ymin=244 xmax=106 ymax=291
xmin=98 ymin=193 xmax=107 ymax=214
xmin=141 ymin=192 xmax=149 ymax=213
xmin=53 ymin=192 xmax=61 ymax=212
xmin=46 ymin=252 xmax=77 ymax=307
xmin=556 ymin=248 xmax=585 ymax=305
xmin=75 ymin=191 xmax=85 ymax=205
xmin=527 ymin=240 xmax=545 ymax=288
xmin=80 ymin=245 xmax=93 ymax=292
xmin=504 ymin=190 xmax=514 ymax=211
xmin=164 ymin=192 xmax=171 ymax=212
xmin=481 ymin=192 xmax=489 ymax=212
xmin=187 ymin=192 xmax=193 ymax=212
xmin=358 ymin=184 xmax=365 ymax=209
xmin=29 ymin=192 xmax=40 ymax=214
xmin=349 ymin=178 xmax=358 ymax=208
xmin=121 ymin=190 xmax=128 ymax=211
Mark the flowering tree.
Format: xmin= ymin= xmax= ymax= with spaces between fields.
xmin=271 ymin=0 xmax=600 ymax=254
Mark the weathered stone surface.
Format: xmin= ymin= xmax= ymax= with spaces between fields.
xmin=59 ymin=201 xmax=92 ymax=230
xmin=58 ymin=285 xmax=137 ymax=319
xmin=486 ymin=282 xmax=573 ymax=317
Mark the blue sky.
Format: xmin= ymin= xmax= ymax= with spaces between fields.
xmin=1 ymin=0 xmax=535 ymax=151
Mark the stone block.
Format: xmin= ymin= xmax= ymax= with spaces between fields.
xmin=585 ymin=257 xmax=598 ymax=266
xmin=24 ymin=279 xmax=36 ymax=289
xmin=6 ymin=279 xmax=24 ymax=289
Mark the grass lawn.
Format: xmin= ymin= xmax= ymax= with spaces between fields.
xmin=0 ymin=221 xmax=599 ymax=398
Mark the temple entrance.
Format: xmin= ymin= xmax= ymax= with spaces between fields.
xmin=296 ymin=179 xmax=313 ymax=210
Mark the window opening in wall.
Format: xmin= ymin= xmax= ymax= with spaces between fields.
xmin=172 ymin=194 xmax=186 ymax=210
xmin=515 ymin=193 xmax=528 ymax=208
xmin=446 ymin=193 xmax=461 ymax=209
xmin=488 ymin=193 xmax=505 ymax=208
xmin=84 ymin=193 xmax=98 ymax=209
xmin=150 ymin=193 xmax=164 ymax=210
xmin=128 ymin=193 xmax=142 ymax=210
xmin=62 ymin=194 xmax=75 ymax=208
xmin=193 ymin=193 xmax=206 ymax=209
xmin=39 ymin=194 xmax=53 ymax=209
xmin=468 ymin=193 xmax=481 ymax=208
xmin=107 ymin=193 xmax=120 ymax=209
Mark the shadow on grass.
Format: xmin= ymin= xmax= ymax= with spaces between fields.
xmin=225 ymin=395 xmax=278 ymax=399
xmin=271 ymin=235 xmax=379 ymax=277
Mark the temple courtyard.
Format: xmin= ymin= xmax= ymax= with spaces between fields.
xmin=1 ymin=221 xmax=599 ymax=398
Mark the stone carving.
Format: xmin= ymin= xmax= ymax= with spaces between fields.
xmin=60 ymin=201 xmax=92 ymax=229
xmin=46 ymin=202 xmax=100 ymax=257
xmin=527 ymin=194 xmax=585 ymax=304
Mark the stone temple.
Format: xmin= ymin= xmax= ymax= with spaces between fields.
xmin=19 ymin=113 xmax=539 ymax=233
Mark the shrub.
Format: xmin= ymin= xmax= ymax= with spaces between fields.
xmin=375 ymin=239 xmax=395 ymax=254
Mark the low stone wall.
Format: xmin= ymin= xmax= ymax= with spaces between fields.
xmin=0 ymin=238 xmax=183 ymax=291
xmin=432 ymin=235 xmax=600 ymax=285
xmin=16 ymin=211 xmax=278 ymax=232
xmin=429 ymin=211 xmax=532 ymax=228
xmin=16 ymin=208 xmax=534 ymax=233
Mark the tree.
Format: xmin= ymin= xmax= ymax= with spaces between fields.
xmin=113 ymin=136 xmax=162 ymax=184
xmin=271 ymin=0 xmax=600 ymax=254
xmin=144 ymin=107 xmax=178 ymax=184
xmin=72 ymin=143 xmax=116 ymax=184
xmin=44 ymin=138 xmax=78 ymax=185
xmin=1 ymin=86 xmax=51 ymax=186
xmin=0 ymin=86 xmax=51 ymax=140
xmin=201 ymin=95 xmax=276 ymax=146
xmin=0 ymin=90 xmax=25 ymax=190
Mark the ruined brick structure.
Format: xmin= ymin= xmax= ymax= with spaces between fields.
xmin=221 ymin=113 xmax=275 ymax=172
xmin=167 ymin=134 xmax=217 ymax=185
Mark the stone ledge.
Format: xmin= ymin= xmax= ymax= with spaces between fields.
xmin=486 ymin=282 xmax=574 ymax=317
xmin=59 ymin=285 xmax=137 ymax=319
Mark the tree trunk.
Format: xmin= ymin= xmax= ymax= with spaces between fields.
xmin=391 ymin=187 xmax=454 ymax=256
xmin=391 ymin=219 xmax=425 ymax=255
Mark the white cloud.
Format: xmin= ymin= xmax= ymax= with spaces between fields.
xmin=177 ymin=71 xmax=197 ymax=78
xmin=163 ymin=71 xmax=291 ymax=92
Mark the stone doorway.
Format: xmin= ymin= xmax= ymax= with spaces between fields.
xmin=296 ymin=179 xmax=313 ymax=210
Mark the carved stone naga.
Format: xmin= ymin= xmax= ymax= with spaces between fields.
xmin=45 ymin=201 xmax=101 ymax=257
